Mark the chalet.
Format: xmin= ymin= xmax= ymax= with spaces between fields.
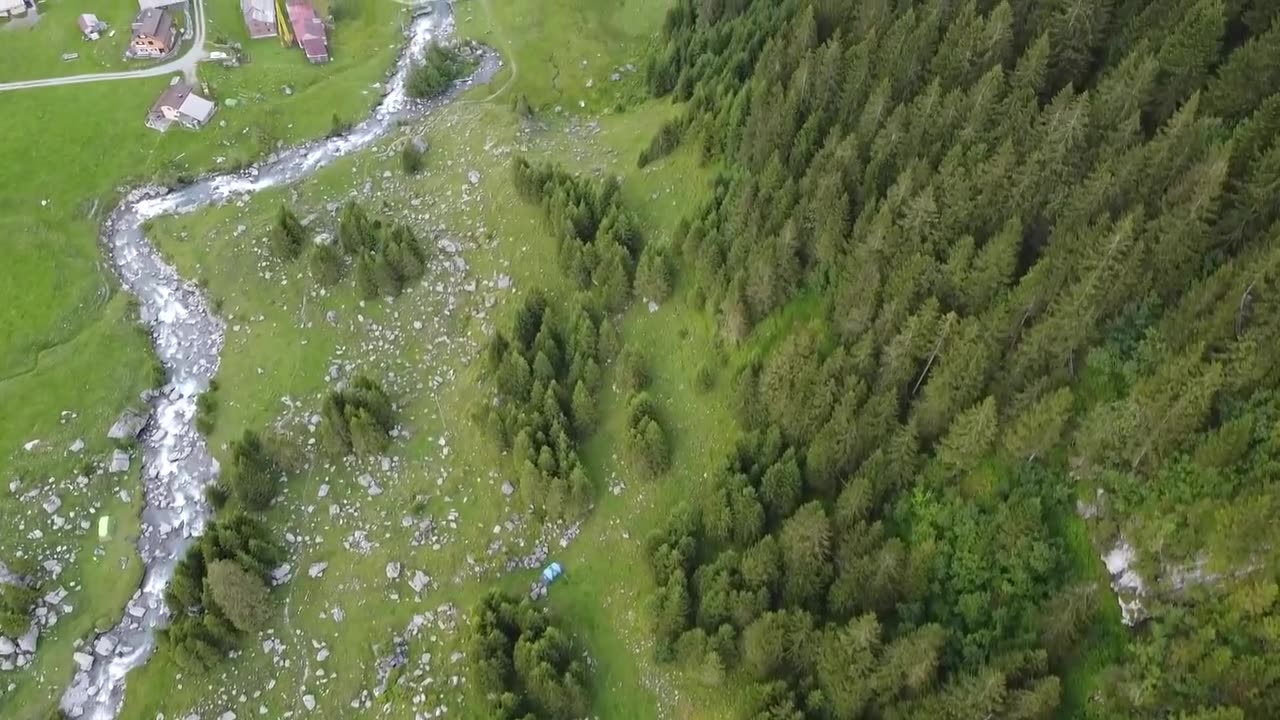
xmin=77 ymin=13 xmax=106 ymax=40
xmin=240 ymin=0 xmax=276 ymax=40
xmin=146 ymin=82 xmax=216 ymax=132
xmin=129 ymin=7 xmax=177 ymax=59
xmin=286 ymin=0 xmax=329 ymax=64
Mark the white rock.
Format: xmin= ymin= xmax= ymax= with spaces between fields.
xmin=385 ymin=562 xmax=401 ymax=580
xmin=308 ymin=562 xmax=328 ymax=578
xmin=302 ymin=694 xmax=316 ymax=711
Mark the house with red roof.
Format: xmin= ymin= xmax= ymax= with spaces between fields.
xmin=285 ymin=0 xmax=329 ymax=64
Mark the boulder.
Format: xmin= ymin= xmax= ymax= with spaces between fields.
xmin=109 ymin=450 xmax=131 ymax=474
xmin=385 ymin=562 xmax=401 ymax=580
xmin=308 ymin=562 xmax=328 ymax=578
xmin=17 ymin=627 xmax=37 ymax=653
xmin=302 ymin=694 xmax=316 ymax=711
xmin=0 ymin=636 xmax=14 ymax=655
xmin=107 ymin=409 xmax=148 ymax=440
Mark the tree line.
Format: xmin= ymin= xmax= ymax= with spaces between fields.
xmin=640 ymin=0 xmax=1280 ymax=717
xmin=478 ymin=161 xmax=672 ymax=520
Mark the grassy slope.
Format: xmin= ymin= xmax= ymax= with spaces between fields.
xmin=110 ymin=0 xmax=754 ymax=717
xmin=0 ymin=5 xmax=409 ymax=716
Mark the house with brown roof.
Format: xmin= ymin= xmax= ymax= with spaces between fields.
xmin=129 ymin=7 xmax=178 ymax=59
xmin=286 ymin=0 xmax=329 ymax=64
xmin=146 ymin=82 xmax=216 ymax=132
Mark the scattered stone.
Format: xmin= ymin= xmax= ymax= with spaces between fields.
xmin=69 ymin=439 xmax=86 ymax=453
xmin=385 ymin=562 xmax=401 ymax=580
xmin=409 ymin=570 xmax=429 ymax=593
xmin=500 ymin=481 xmax=515 ymax=497
xmin=302 ymin=694 xmax=316 ymax=711
xmin=42 ymin=496 xmax=62 ymax=514
xmin=308 ymin=562 xmax=328 ymax=578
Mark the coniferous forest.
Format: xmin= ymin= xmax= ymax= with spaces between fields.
xmin=638 ymin=0 xmax=1280 ymax=718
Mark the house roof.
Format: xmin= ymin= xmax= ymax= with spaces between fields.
xmin=134 ymin=8 xmax=173 ymax=39
xmin=301 ymin=36 xmax=328 ymax=60
xmin=78 ymin=13 xmax=100 ymax=30
xmin=138 ymin=0 xmax=187 ymax=8
xmin=0 ymin=0 xmax=27 ymax=12
xmin=242 ymin=0 xmax=274 ymax=21
xmin=149 ymin=82 xmax=192 ymax=115
xmin=177 ymin=93 xmax=215 ymax=122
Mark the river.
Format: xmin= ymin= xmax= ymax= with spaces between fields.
xmin=59 ymin=4 xmax=498 ymax=717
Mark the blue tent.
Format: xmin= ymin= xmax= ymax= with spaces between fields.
xmin=541 ymin=562 xmax=564 ymax=584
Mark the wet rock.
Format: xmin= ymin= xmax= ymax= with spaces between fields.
xmin=73 ymin=651 xmax=94 ymax=671
xmin=94 ymin=635 xmax=118 ymax=655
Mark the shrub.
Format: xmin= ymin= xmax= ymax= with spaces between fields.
xmin=401 ymin=144 xmax=424 ymax=175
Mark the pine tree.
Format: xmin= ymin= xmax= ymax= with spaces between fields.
xmin=937 ymin=396 xmax=999 ymax=475
xmin=270 ymin=205 xmax=307 ymax=260
xmin=355 ymin=253 xmax=380 ymax=300
xmin=309 ymin=242 xmax=345 ymax=287
xmin=1003 ymin=387 xmax=1074 ymax=462
xmin=206 ymin=559 xmax=272 ymax=633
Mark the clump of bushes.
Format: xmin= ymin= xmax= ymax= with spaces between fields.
xmin=512 ymin=157 xmax=643 ymax=312
xmin=320 ymin=375 xmax=396 ymax=457
xmin=637 ymin=117 xmax=686 ymax=168
xmin=161 ymin=513 xmax=283 ymax=671
xmin=0 ymin=582 xmax=39 ymax=637
xmin=336 ymin=201 xmax=431 ymax=300
xmin=269 ymin=204 xmax=308 ymax=260
xmin=407 ymin=45 xmax=475 ymax=100
xmin=625 ymin=392 xmax=670 ymax=476
xmin=468 ymin=591 xmax=592 ymax=719
xmin=478 ymin=291 xmax=606 ymax=520
xmin=228 ymin=429 xmax=282 ymax=511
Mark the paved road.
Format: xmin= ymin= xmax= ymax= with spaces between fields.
xmin=0 ymin=0 xmax=206 ymax=93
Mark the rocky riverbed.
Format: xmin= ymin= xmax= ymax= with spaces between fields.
xmin=57 ymin=5 xmax=500 ymax=718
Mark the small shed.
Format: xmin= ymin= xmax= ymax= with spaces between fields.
xmin=541 ymin=562 xmax=564 ymax=585
xmin=78 ymin=13 xmax=106 ymax=40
